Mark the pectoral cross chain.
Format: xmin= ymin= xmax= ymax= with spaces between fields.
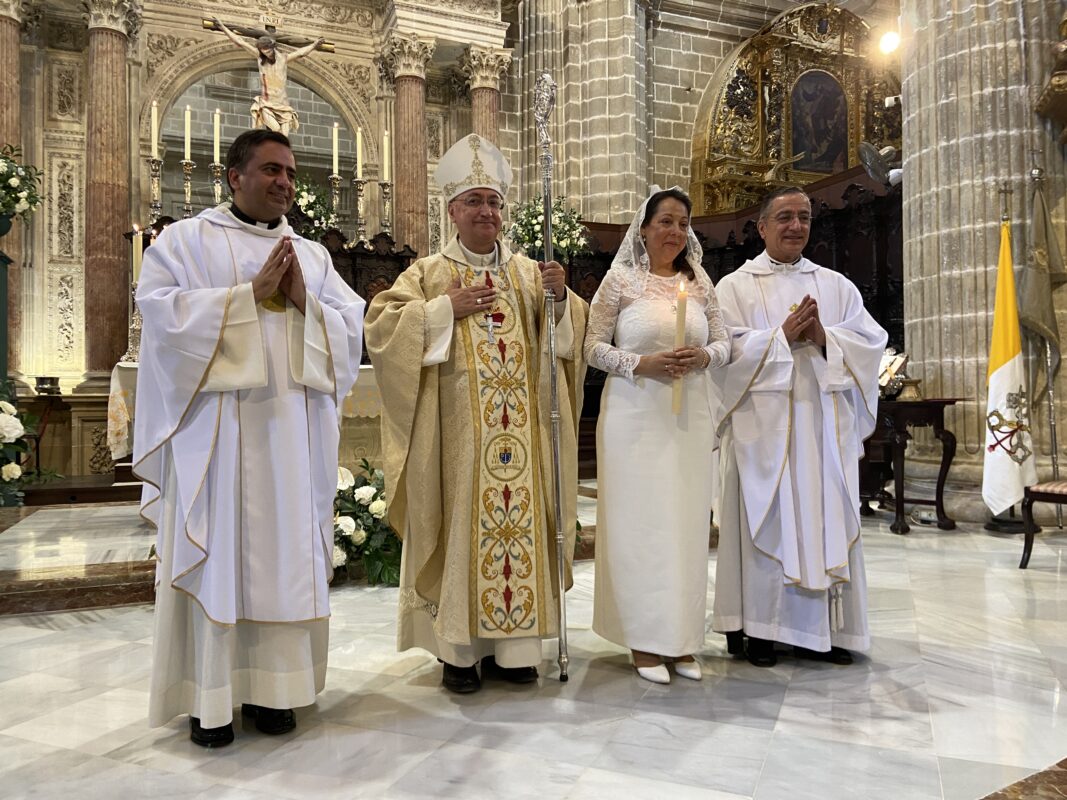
xmin=482 ymin=311 xmax=504 ymax=344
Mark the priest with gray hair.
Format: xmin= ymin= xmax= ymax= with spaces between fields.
xmin=365 ymin=133 xmax=588 ymax=694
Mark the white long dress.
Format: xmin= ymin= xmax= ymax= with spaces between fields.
xmin=586 ymin=269 xmax=730 ymax=656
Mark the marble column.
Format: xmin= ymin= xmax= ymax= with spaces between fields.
xmin=0 ymin=1 xmax=24 ymax=377
xmin=460 ymin=45 xmax=512 ymax=146
xmin=80 ymin=0 xmax=139 ymax=386
xmin=382 ymin=31 xmax=434 ymax=257
xmin=901 ymin=0 xmax=1067 ymax=520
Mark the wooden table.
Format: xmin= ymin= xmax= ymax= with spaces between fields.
xmin=859 ymin=398 xmax=960 ymax=534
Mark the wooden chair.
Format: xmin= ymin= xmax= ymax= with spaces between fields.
xmin=1020 ymin=481 xmax=1067 ymax=568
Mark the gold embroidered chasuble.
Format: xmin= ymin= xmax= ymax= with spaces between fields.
xmin=366 ymin=237 xmax=587 ymax=647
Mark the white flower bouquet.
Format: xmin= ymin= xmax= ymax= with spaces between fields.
xmin=291 ymin=178 xmax=338 ymax=243
xmin=0 ymin=145 xmax=43 ymax=223
xmin=505 ymin=196 xmax=591 ymax=262
xmin=334 ymin=458 xmax=402 ymax=585
xmin=0 ymin=385 xmax=30 ymax=507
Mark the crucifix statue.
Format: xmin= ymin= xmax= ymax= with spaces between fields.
xmin=204 ymin=17 xmax=334 ymax=136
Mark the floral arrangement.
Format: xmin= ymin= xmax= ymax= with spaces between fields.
xmin=334 ymin=458 xmax=402 ymax=586
xmin=506 ymin=196 xmax=591 ymax=262
xmin=290 ymin=178 xmax=338 ymax=242
xmin=0 ymin=145 xmax=43 ymax=222
xmin=0 ymin=382 xmax=31 ymax=507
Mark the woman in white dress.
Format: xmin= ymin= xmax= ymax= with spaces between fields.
xmin=585 ymin=187 xmax=731 ymax=684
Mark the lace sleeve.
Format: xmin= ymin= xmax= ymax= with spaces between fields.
xmin=702 ymin=283 xmax=731 ymax=368
xmin=583 ymin=271 xmax=641 ymax=379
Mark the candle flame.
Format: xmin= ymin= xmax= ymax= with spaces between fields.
xmin=678 ymin=281 xmax=685 ymax=292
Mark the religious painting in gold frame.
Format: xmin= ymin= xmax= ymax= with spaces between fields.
xmin=690 ymin=2 xmax=901 ymax=214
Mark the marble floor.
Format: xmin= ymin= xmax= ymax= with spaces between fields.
xmin=2 ymin=512 xmax=1067 ymax=799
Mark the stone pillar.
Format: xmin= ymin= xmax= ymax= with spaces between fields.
xmin=80 ymin=0 xmax=139 ymax=386
xmin=0 ymin=1 xmax=24 ymax=377
xmin=460 ymin=45 xmax=512 ymax=145
xmin=382 ymin=31 xmax=435 ymax=257
xmin=901 ymin=0 xmax=1067 ymax=520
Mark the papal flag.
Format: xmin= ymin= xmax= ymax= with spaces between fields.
xmin=982 ymin=220 xmax=1038 ymax=515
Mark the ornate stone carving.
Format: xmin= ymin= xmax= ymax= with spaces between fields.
xmin=426 ymin=74 xmax=450 ymax=105
xmin=146 ymin=33 xmax=200 ymax=79
xmin=50 ymin=61 xmax=82 ymax=121
xmin=428 ymin=195 xmax=442 ymax=254
xmin=427 ymin=0 xmax=497 ymax=13
xmin=459 ymin=44 xmax=511 ymax=91
xmin=206 ymin=0 xmax=371 ymax=27
xmin=56 ymin=274 xmax=75 ymax=361
xmin=323 ymin=60 xmax=375 ymax=104
xmin=374 ymin=55 xmax=395 ymax=94
xmin=0 ymin=0 xmax=30 ymax=24
xmin=427 ymin=114 xmax=443 ymax=160
xmin=89 ymin=425 xmax=113 ymax=474
xmin=45 ymin=19 xmax=88 ymax=51
xmin=382 ymin=31 xmax=435 ymax=81
xmin=82 ymin=0 xmax=141 ymax=38
xmin=48 ymin=154 xmax=81 ymax=262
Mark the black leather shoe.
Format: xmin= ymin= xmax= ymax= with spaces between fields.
xmin=241 ymin=703 xmax=296 ymax=735
xmin=793 ymin=645 xmax=854 ymax=665
xmin=442 ymin=662 xmax=481 ymax=694
xmin=725 ymin=630 xmax=745 ymax=656
xmin=190 ymin=717 xmax=234 ymax=748
xmin=481 ymin=655 xmax=539 ymax=684
xmin=745 ymin=637 xmax=778 ymax=668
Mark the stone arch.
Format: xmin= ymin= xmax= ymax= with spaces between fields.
xmin=137 ymin=38 xmax=379 ymax=164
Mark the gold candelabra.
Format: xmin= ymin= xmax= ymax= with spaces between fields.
xmin=328 ymin=173 xmax=342 ymax=215
xmin=180 ymin=159 xmax=196 ymax=219
xmin=380 ymin=180 xmax=393 ymax=238
xmin=148 ymin=158 xmax=162 ymax=224
xmin=209 ymin=162 xmax=224 ymax=205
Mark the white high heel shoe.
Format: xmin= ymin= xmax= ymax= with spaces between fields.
xmin=673 ymin=658 xmax=702 ymax=681
xmin=636 ymin=663 xmax=670 ymax=684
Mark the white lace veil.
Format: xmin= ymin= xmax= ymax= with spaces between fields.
xmin=609 ymin=184 xmax=712 ymax=295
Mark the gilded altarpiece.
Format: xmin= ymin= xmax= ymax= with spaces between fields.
xmin=691 ymin=2 xmax=901 ymax=214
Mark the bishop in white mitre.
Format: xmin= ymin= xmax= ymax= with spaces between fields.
xmin=134 ymin=130 xmax=364 ymax=747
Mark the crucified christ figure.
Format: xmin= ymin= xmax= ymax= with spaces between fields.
xmin=209 ymin=18 xmax=328 ymax=136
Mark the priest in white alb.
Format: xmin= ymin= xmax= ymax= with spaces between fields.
xmin=365 ymin=134 xmax=587 ymax=693
xmin=134 ymin=130 xmax=365 ymax=746
xmin=710 ymin=186 xmax=887 ymax=667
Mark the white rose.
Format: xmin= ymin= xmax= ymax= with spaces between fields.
xmin=337 ymin=466 xmax=355 ymax=491
xmin=307 ymin=209 xmax=315 ymax=218
xmin=332 ymin=544 xmax=347 ymax=567
xmin=0 ymin=161 xmax=7 ymax=174
xmin=353 ymin=485 xmax=377 ymax=504
xmin=351 ymin=527 xmax=367 ymax=546
xmin=0 ymin=401 xmax=15 ymax=415
xmin=8 ymin=177 xmax=18 ymax=188
xmin=308 ymin=194 xmax=316 ymax=202
xmin=14 ymin=201 xmax=27 ymax=214
xmin=17 ymin=190 xmax=26 ymax=199
xmin=1 ymin=463 xmax=21 ymax=481
xmin=369 ymin=498 xmax=387 ymax=518
xmin=336 ymin=515 xmax=356 ymax=536
xmin=0 ymin=413 xmax=24 ymax=443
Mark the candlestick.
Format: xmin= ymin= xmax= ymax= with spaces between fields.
xmin=148 ymin=157 xmax=162 ymax=224
xmin=180 ymin=159 xmax=195 ymax=219
xmin=150 ymin=101 xmax=159 ymax=160
xmin=380 ymin=180 xmax=393 ymax=237
xmin=356 ymin=127 xmax=363 ymax=180
xmin=672 ymin=280 xmax=688 ymax=415
xmin=352 ymin=176 xmax=368 ymax=243
xmin=382 ymin=130 xmax=391 ymax=182
xmin=328 ymin=173 xmax=341 ymax=214
xmin=213 ymin=108 xmax=221 ymax=164
xmin=209 ymin=162 xmax=224 ymax=205
xmin=131 ymin=224 xmax=142 ymax=282
xmin=332 ymin=122 xmax=339 ymax=175
xmin=184 ymin=105 xmax=191 ymax=161
xmin=119 ymin=280 xmax=143 ymax=365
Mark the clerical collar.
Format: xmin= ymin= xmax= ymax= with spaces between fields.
xmin=457 ymin=239 xmax=499 ymax=270
xmin=767 ymin=253 xmax=801 ymax=267
xmin=230 ymin=202 xmax=282 ymax=230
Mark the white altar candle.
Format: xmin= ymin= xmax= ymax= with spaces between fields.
xmin=356 ymin=127 xmax=363 ymax=180
xmin=150 ymin=101 xmax=159 ymax=160
xmin=213 ymin=109 xmax=221 ymax=164
xmin=184 ymin=105 xmax=191 ymax=161
xmin=672 ymin=280 xmax=688 ymax=415
xmin=382 ymin=130 xmax=391 ymax=182
xmin=332 ymin=122 xmax=339 ymax=175
xmin=132 ymin=224 xmax=142 ymax=283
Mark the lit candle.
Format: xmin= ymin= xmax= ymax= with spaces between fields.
xmin=150 ymin=101 xmax=159 ymax=160
xmin=356 ymin=127 xmax=363 ymax=180
xmin=332 ymin=122 xmax=339 ymax=175
xmin=184 ymin=105 xmax=191 ymax=161
xmin=672 ymin=280 xmax=688 ymax=415
xmin=132 ymin=224 xmax=142 ymax=283
xmin=213 ymin=108 xmax=221 ymax=164
xmin=382 ymin=129 xmax=391 ymax=182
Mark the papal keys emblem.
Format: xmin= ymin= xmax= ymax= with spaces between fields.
xmin=986 ymin=386 xmax=1033 ymax=465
